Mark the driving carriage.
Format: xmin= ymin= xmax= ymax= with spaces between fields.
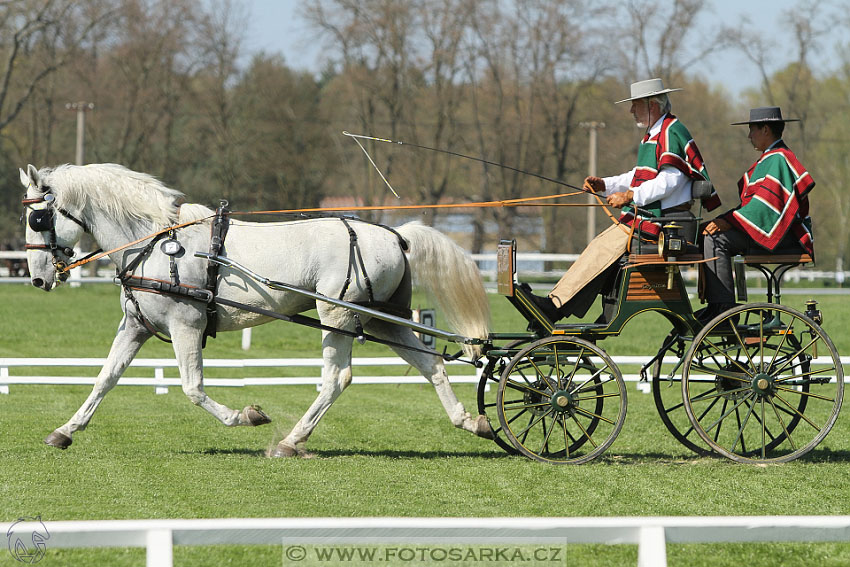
xmin=20 ymin=164 xmax=843 ymax=465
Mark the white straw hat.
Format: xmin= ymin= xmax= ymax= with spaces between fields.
xmin=615 ymin=78 xmax=682 ymax=104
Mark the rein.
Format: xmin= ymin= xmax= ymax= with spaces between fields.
xmin=49 ymin=192 xmax=605 ymax=275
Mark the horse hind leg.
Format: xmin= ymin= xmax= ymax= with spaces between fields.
xmin=269 ymin=330 xmax=354 ymax=458
xmin=171 ymin=324 xmax=270 ymax=427
xmin=368 ymin=321 xmax=493 ymax=439
xmin=46 ymin=316 xmax=151 ymax=449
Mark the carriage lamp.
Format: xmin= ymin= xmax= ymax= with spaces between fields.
xmin=658 ymin=222 xmax=685 ymax=261
xmin=160 ymin=238 xmax=183 ymax=256
xmin=805 ymin=299 xmax=822 ymax=358
xmin=805 ymin=299 xmax=822 ymax=325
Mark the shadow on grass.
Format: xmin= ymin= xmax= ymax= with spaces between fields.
xmin=603 ymin=447 xmax=850 ymax=465
xmin=189 ymin=446 xmax=850 ymax=464
xmin=195 ymin=447 xmax=267 ymax=456
xmin=307 ymin=448 xmax=513 ymax=459
xmin=189 ymin=447 xmax=513 ymax=459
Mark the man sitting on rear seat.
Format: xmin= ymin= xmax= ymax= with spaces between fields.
xmin=700 ymin=106 xmax=815 ymax=322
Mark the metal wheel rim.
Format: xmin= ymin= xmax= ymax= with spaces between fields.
xmin=682 ymin=303 xmax=844 ymax=464
xmin=497 ymin=336 xmax=627 ymax=465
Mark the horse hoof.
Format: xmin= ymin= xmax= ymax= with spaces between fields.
xmin=474 ymin=415 xmax=495 ymax=440
xmin=267 ymin=443 xmax=314 ymax=459
xmin=243 ymin=405 xmax=272 ymax=426
xmin=45 ymin=430 xmax=72 ymax=449
xmin=267 ymin=443 xmax=297 ymax=458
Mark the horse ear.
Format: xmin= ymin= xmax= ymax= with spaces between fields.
xmin=19 ymin=168 xmax=29 ymax=188
xmin=27 ymin=164 xmax=40 ymax=188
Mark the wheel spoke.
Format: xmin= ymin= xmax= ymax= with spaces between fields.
xmin=539 ymin=416 xmax=557 ymax=455
xmin=729 ymin=319 xmax=759 ymax=371
xmin=567 ymin=411 xmax=598 ymax=448
xmin=561 ymin=416 xmax=570 ymax=459
xmin=731 ymin=396 xmax=756 ymax=453
xmin=497 ymin=337 xmax=626 ymax=464
xmin=770 ymin=334 xmax=821 ymax=377
xmin=700 ymin=336 xmax=756 ymax=379
xmin=689 ymin=385 xmax=751 ymax=404
xmin=773 ymin=385 xmax=835 ymax=403
xmin=774 ymin=365 xmax=837 ymax=383
xmin=767 ymin=396 xmax=797 ymax=451
xmin=572 ymin=405 xmax=617 ymax=426
xmin=702 ymin=393 xmax=753 ymax=433
xmin=772 ymin=391 xmax=823 ymax=432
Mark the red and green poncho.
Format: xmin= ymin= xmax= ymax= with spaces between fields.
xmin=620 ymin=114 xmax=721 ymax=238
xmin=723 ymin=141 xmax=814 ymax=255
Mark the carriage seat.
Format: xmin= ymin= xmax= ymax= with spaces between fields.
xmin=627 ymin=252 xmax=704 ymax=266
xmin=734 ymin=253 xmax=812 ymax=304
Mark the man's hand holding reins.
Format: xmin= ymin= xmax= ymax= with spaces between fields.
xmin=606 ymin=190 xmax=634 ymax=209
xmin=583 ymin=176 xmax=605 ymax=193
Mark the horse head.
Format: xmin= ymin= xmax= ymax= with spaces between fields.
xmin=20 ymin=164 xmax=87 ymax=291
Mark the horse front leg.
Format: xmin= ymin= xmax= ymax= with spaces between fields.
xmin=269 ymin=330 xmax=354 ymax=458
xmin=45 ymin=316 xmax=152 ymax=449
xmin=170 ymin=324 xmax=271 ymax=427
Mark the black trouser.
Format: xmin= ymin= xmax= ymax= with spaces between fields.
xmin=702 ymin=228 xmax=804 ymax=304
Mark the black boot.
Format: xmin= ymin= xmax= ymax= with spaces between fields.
xmin=527 ymin=292 xmax=563 ymax=322
xmin=696 ymin=303 xmax=737 ymax=325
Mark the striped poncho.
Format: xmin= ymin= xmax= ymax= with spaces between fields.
xmin=724 ymin=141 xmax=814 ymax=254
xmin=620 ymin=114 xmax=721 ymax=238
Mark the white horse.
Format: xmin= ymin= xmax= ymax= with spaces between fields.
xmin=20 ymin=163 xmax=493 ymax=456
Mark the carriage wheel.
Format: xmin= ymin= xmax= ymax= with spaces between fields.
xmin=682 ymin=303 xmax=844 ymax=464
xmin=650 ymin=333 xmax=712 ymax=456
xmin=477 ymin=340 xmax=531 ymax=454
xmin=497 ymin=336 xmax=627 ymax=464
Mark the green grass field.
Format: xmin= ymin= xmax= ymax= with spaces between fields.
xmin=1 ymin=284 xmax=849 ymax=566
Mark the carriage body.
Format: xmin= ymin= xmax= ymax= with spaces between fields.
xmin=478 ymin=238 xmax=844 ymax=465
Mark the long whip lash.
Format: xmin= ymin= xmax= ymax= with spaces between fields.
xmin=347 ymin=132 xmax=401 ymax=199
xmin=343 ymin=131 xmax=586 ymax=193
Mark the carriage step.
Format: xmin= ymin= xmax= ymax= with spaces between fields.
xmin=552 ymin=323 xmax=609 ymax=331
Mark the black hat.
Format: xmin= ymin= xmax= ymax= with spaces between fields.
xmin=731 ymin=106 xmax=800 ymax=125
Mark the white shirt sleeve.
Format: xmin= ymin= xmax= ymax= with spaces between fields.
xmin=630 ymin=166 xmax=688 ymax=206
xmin=604 ymin=166 xmax=690 ymax=206
xmin=603 ymin=169 xmax=636 ymax=194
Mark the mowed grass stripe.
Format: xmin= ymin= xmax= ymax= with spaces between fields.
xmin=1 ymin=285 xmax=849 ymax=566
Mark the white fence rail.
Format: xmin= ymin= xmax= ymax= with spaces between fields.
xmin=4 ymin=250 xmax=849 ymax=284
xmin=0 ymin=357 xmax=479 ymax=395
xmin=2 ymin=356 xmax=848 ymax=396
xmin=9 ymin=515 xmax=850 ymax=567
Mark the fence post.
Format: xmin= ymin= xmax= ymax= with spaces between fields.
xmin=637 ymin=525 xmax=667 ymax=567
xmin=146 ymin=528 xmax=173 ymax=567
xmin=154 ymin=367 xmax=168 ymax=395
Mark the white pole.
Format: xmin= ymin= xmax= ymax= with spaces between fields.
xmin=580 ymin=121 xmax=605 ymax=246
xmin=67 ymin=101 xmax=94 ymax=287
xmin=241 ymin=328 xmax=252 ymax=350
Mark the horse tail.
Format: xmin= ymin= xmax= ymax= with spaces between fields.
xmin=395 ymin=221 xmax=490 ymax=358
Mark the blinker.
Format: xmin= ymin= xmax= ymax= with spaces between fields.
xmin=28 ymin=208 xmax=54 ymax=232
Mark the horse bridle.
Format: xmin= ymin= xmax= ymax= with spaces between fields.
xmin=21 ymin=189 xmax=92 ymax=282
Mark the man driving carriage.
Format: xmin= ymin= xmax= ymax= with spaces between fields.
xmin=528 ymin=78 xmax=720 ymax=323
xmin=699 ymin=106 xmax=815 ymax=321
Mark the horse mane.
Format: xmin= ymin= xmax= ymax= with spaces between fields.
xmin=45 ymin=163 xmax=187 ymax=229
